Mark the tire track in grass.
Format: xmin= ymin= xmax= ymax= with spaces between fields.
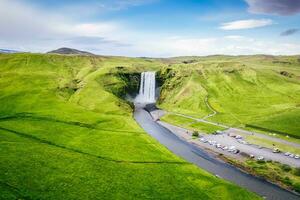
xmin=0 ymin=127 xmax=189 ymax=165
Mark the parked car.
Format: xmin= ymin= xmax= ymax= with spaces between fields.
xmin=294 ymin=154 xmax=299 ymax=159
xmin=228 ymin=146 xmax=236 ymax=152
xmin=229 ymin=146 xmax=236 ymax=150
xmin=285 ymin=152 xmax=291 ymax=156
xmin=222 ymin=146 xmax=228 ymax=151
xmin=289 ymin=154 xmax=295 ymax=158
xmin=235 ymin=135 xmax=242 ymax=139
xmin=250 ymin=154 xmax=255 ymax=159
xmin=216 ymin=144 xmax=222 ymax=148
xmin=257 ymin=156 xmax=264 ymax=161
xmin=233 ymin=149 xmax=240 ymax=154
xmin=228 ymin=133 xmax=236 ymax=137
xmin=211 ymin=141 xmax=217 ymax=146
xmin=200 ymin=138 xmax=207 ymax=143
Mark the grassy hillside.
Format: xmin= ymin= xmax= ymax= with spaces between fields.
xmin=160 ymin=114 xmax=225 ymax=134
xmin=158 ymin=55 xmax=300 ymax=138
xmin=0 ymin=53 xmax=259 ymax=199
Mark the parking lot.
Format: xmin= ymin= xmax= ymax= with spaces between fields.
xmin=199 ymin=131 xmax=300 ymax=167
xmin=157 ymin=119 xmax=300 ymax=167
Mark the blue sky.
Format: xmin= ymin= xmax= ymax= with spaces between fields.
xmin=0 ymin=0 xmax=300 ymax=56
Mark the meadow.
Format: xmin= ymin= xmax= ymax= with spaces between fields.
xmin=158 ymin=55 xmax=300 ymax=138
xmin=160 ymin=114 xmax=225 ymax=134
xmin=0 ymin=53 xmax=259 ymax=199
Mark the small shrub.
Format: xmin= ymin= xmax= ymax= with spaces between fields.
xmin=293 ymin=183 xmax=300 ymax=193
xmin=281 ymin=164 xmax=292 ymax=172
xmin=257 ymin=160 xmax=266 ymax=164
xmin=294 ymin=168 xmax=300 ymax=176
xmin=282 ymin=176 xmax=292 ymax=186
xmin=192 ymin=131 xmax=199 ymax=137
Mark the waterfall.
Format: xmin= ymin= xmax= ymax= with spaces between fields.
xmin=135 ymin=71 xmax=156 ymax=103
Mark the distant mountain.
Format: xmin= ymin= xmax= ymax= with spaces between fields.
xmin=0 ymin=49 xmax=20 ymax=53
xmin=47 ymin=47 xmax=94 ymax=56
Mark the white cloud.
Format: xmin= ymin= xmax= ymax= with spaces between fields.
xmin=128 ymin=35 xmax=300 ymax=57
xmin=220 ymin=19 xmax=273 ymax=30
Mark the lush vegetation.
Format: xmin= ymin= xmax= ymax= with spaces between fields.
xmin=226 ymin=158 xmax=300 ymax=193
xmin=160 ymin=114 xmax=225 ymax=134
xmin=158 ymin=55 xmax=300 ymax=138
xmin=0 ymin=53 xmax=260 ymax=199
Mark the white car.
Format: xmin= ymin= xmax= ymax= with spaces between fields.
xmin=289 ymin=154 xmax=295 ymax=158
xmin=285 ymin=152 xmax=291 ymax=156
xmin=216 ymin=144 xmax=222 ymax=148
xmin=222 ymin=146 xmax=228 ymax=150
xmin=228 ymin=147 xmax=236 ymax=152
xmin=228 ymin=146 xmax=236 ymax=150
xmin=257 ymin=156 xmax=264 ymax=161
xmin=200 ymin=138 xmax=207 ymax=143
xmin=294 ymin=154 xmax=299 ymax=159
xmin=235 ymin=135 xmax=242 ymax=139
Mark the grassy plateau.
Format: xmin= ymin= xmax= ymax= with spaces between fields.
xmin=0 ymin=53 xmax=260 ymax=199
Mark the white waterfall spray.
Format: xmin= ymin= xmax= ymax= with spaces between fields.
xmin=135 ymin=71 xmax=156 ymax=103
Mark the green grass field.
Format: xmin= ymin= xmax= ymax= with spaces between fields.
xmin=160 ymin=114 xmax=225 ymax=134
xmin=158 ymin=55 xmax=300 ymax=138
xmin=0 ymin=53 xmax=260 ymax=199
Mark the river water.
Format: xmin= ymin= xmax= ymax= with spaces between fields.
xmin=134 ymin=105 xmax=299 ymax=200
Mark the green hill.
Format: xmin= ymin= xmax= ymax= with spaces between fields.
xmin=158 ymin=55 xmax=300 ymax=138
xmin=0 ymin=53 xmax=259 ymax=199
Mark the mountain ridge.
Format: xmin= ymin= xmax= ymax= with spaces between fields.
xmin=47 ymin=47 xmax=94 ymax=56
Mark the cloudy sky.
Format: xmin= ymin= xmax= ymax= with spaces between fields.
xmin=1 ymin=0 xmax=300 ymax=57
